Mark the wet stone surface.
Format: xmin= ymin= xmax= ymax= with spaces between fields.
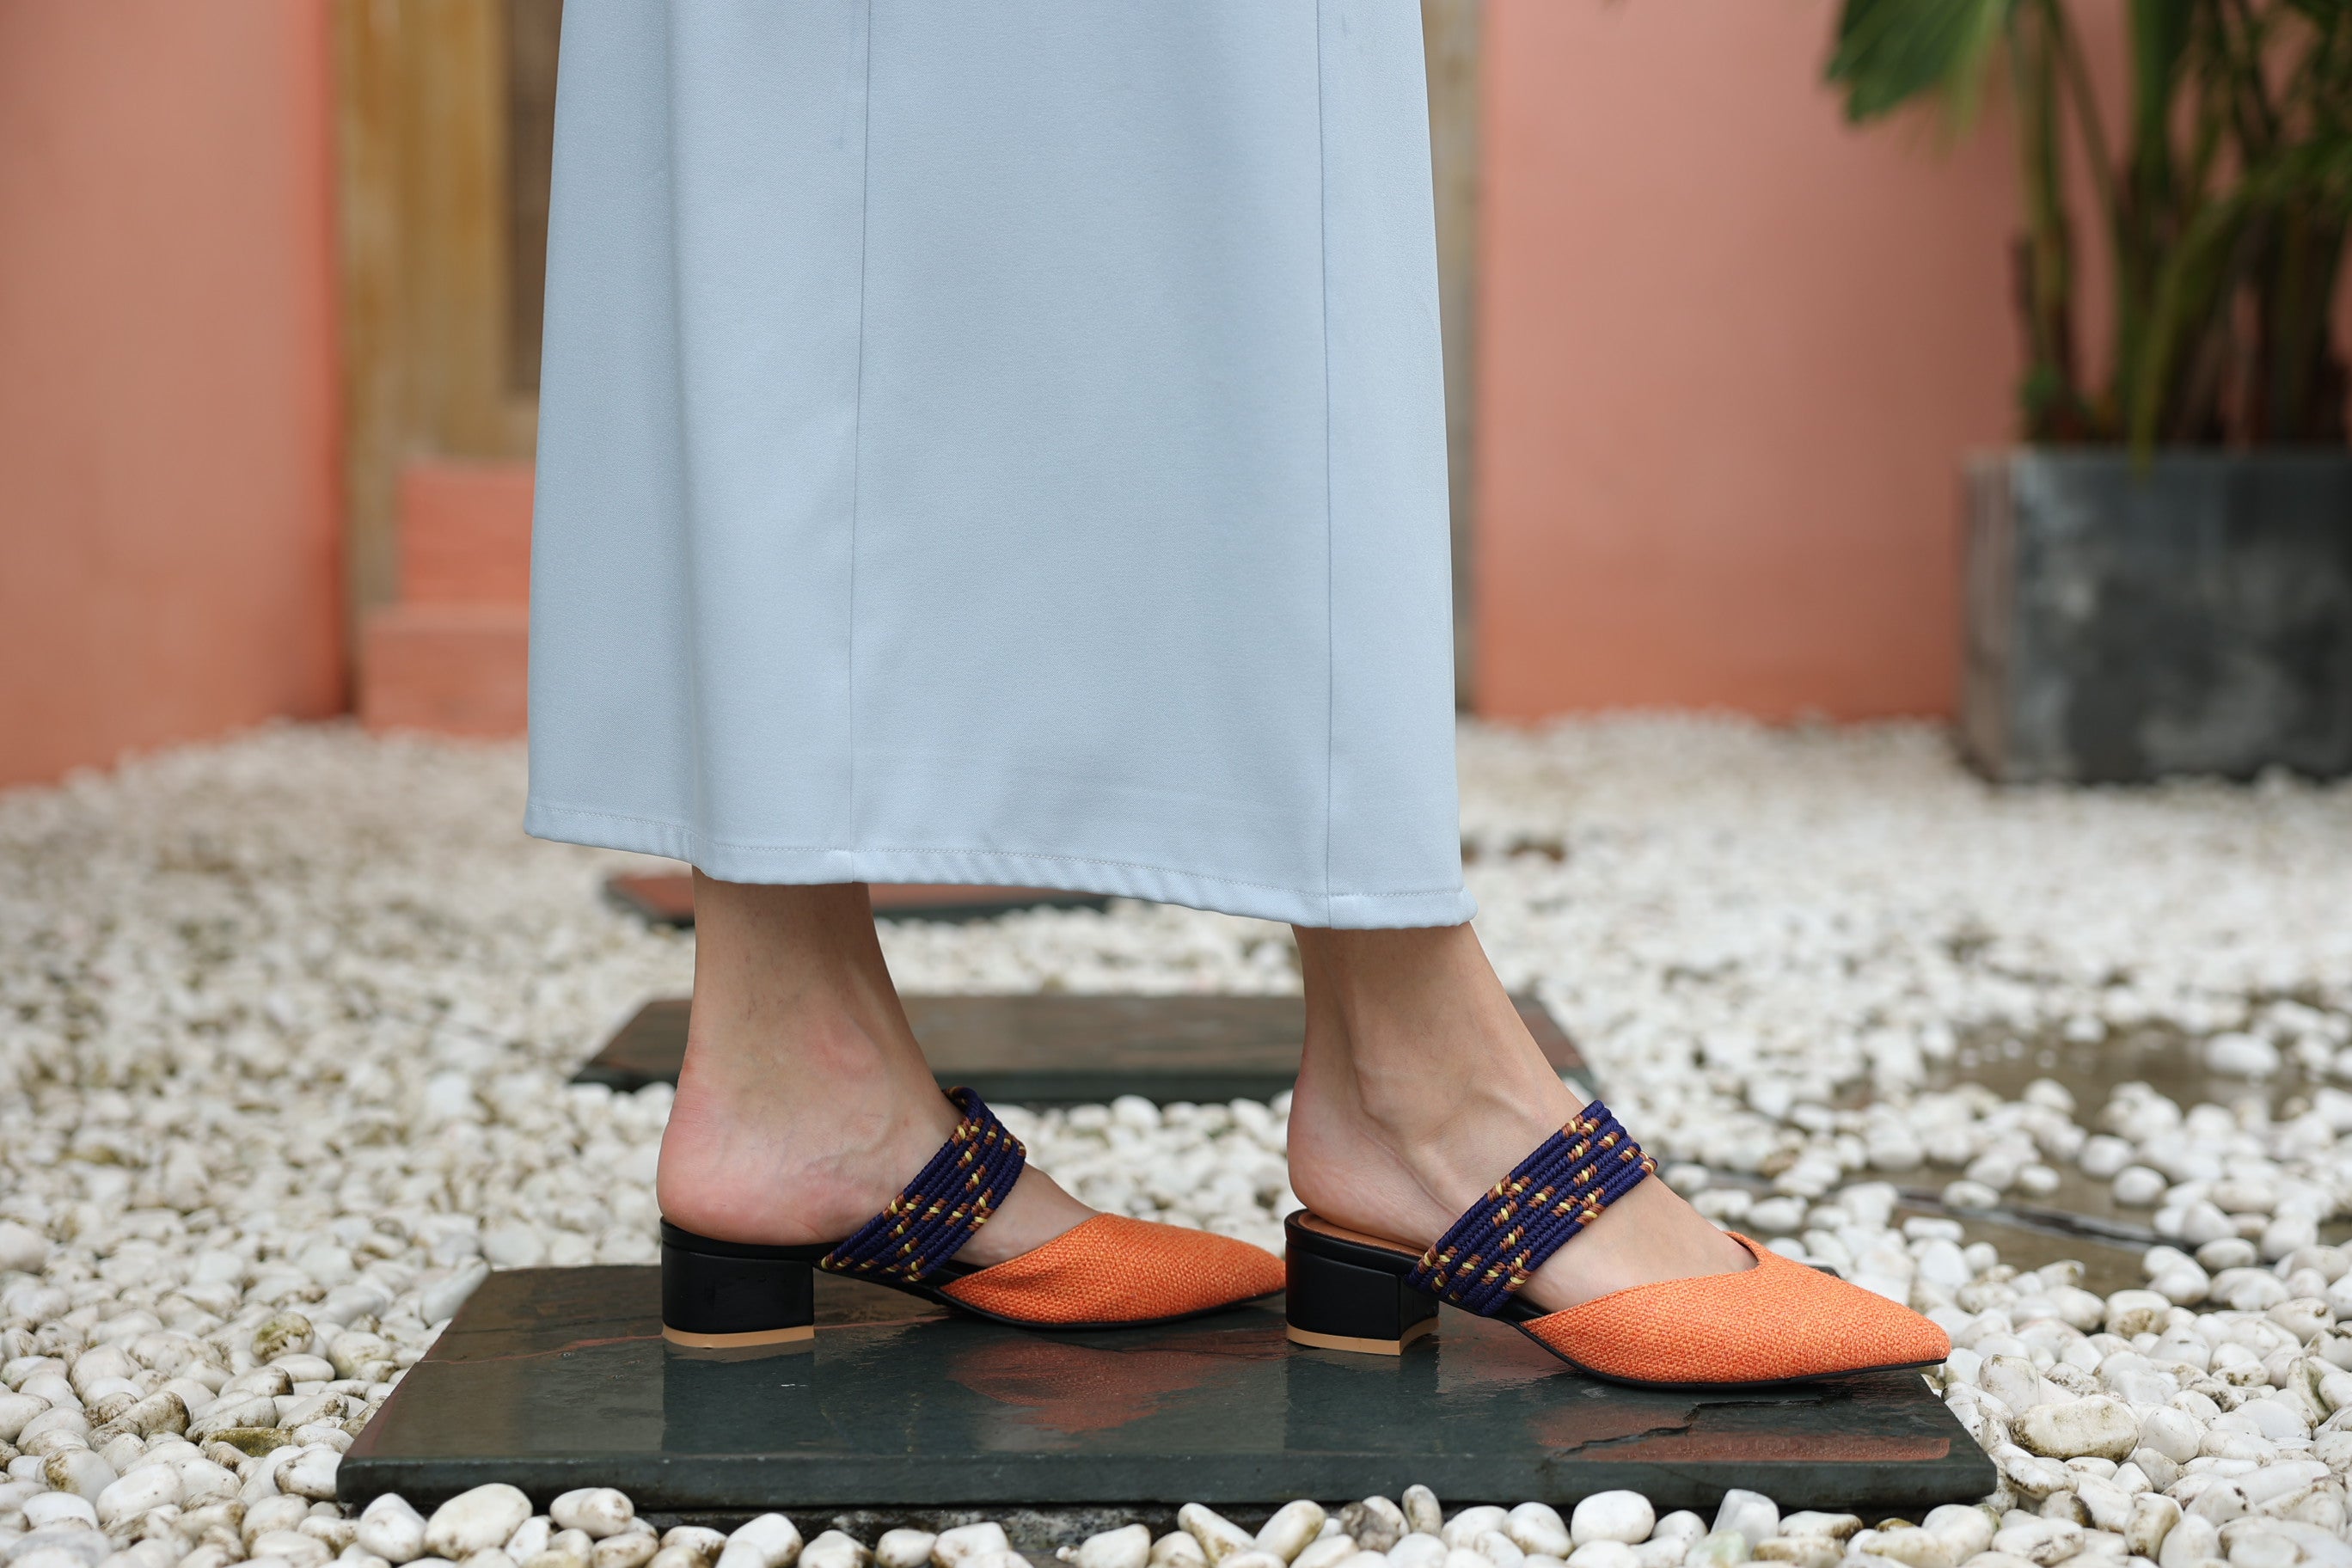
xmin=574 ymin=994 xmax=1590 ymax=1106
xmin=340 ymin=1268 xmax=1993 ymax=1516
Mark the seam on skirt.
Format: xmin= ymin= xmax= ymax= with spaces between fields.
xmin=844 ymin=2 xmax=877 ymax=861
xmin=1316 ymin=0 xmax=1336 ymax=926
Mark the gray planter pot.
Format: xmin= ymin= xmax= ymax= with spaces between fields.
xmin=1962 ymin=450 xmax=2352 ymax=783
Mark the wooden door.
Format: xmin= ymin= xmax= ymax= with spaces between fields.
xmin=333 ymin=0 xmax=560 ymax=625
xmin=335 ymin=0 xmax=1479 ymax=699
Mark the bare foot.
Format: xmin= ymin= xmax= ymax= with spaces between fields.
xmin=1284 ymin=922 xmax=1754 ymax=1313
xmin=654 ymin=876 xmax=1093 ymax=1267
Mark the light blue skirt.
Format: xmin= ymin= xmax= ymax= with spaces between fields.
xmin=524 ymin=1 xmax=1472 ymax=929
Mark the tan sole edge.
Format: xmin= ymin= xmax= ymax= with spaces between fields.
xmin=1286 ymin=1316 xmax=1437 ymax=1357
xmin=661 ymin=1323 xmax=816 ymax=1349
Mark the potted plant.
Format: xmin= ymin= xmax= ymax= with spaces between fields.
xmin=1830 ymin=0 xmax=2352 ymax=781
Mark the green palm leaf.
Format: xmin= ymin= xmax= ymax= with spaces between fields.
xmin=2128 ymin=132 xmax=2352 ymax=446
xmin=1828 ymin=0 xmax=2020 ymax=123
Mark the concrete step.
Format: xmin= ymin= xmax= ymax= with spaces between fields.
xmin=358 ymin=458 xmax=535 ymax=736
xmin=359 ymin=602 xmax=526 ymax=736
xmin=399 ymin=458 xmax=532 ymax=604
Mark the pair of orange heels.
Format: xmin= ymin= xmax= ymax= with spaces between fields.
xmin=659 ymin=1088 xmax=1949 ymax=1390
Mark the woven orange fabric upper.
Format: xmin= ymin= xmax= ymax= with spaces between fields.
xmin=1522 ymin=1234 xmax=1950 ymax=1385
xmin=940 ymin=1213 xmax=1283 ymax=1324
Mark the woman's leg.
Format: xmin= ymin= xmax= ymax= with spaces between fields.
xmin=1285 ymin=922 xmax=1754 ymax=1312
xmin=654 ymin=873 xmax=1093 ymax=1264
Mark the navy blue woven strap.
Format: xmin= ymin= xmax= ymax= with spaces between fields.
xmin=1406 ymin=1099 xmax=1657 ymax=1316
xmin=820 ymin=1087 xmax=1026 ymax=1283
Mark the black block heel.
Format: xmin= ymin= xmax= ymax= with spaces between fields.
xmin=1283 ymin=1211 xmax=1439 ymax=1355
xmin=659 ymin=1221 xmax=826 ymax=1350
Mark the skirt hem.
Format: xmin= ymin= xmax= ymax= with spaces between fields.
xmin=526 ymin=798 xmax=1476 ymax=931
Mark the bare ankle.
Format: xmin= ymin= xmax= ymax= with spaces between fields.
xmin=658 ymin=1018 xmax=954 ymax=1241
xmin=656 ymin=876 xmax=952 ymax=1242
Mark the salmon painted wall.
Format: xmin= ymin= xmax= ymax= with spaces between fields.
xmin=1475 ymin=0 xmax=2023 ymax=720
xmin=0 ymin=1 xmax=343 ymax=787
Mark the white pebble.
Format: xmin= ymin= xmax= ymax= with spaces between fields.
xmin=42 ymin=1449 xmax=114 ymax=1502
xmin=2156 ymin=1513 xmax=2218 ymax=1568
xmin=2123 ymin=1494 xmax=2179 ymax=1560
xmin=1711 ymin=1494 xmax=1776 ymax=1550
xmin=250 ymin=1530 xmax=333 ymax=1568
xmin=1569 ymin=1494 xmax=1653 ymax=1549
xmin=551 ymin=1492 xmax=636 ymax=1542
xmin=1920 ymin=1507 xmax=1990 ymax=1560
xmin=1171 ymin=1504 xmax=1251 ymax=1568
xmin=2104 ymin=1290 xmax=2171 ymax=1338
xmin=1440 ymin=1510 xmax=1507 ymax=1552
xmin=799 ymin=1532 xmax=868 ymax=1568
xmin=2206 ymin=1033 xmax=2281 ymax=1076
xmin=719 ymin=1517 xmax=802 ymax=1568
xmin=1290 ymin=1540 xmax=1358 ymax=1568
xmin=599 ymin=1531 xmax=665 ymax=1568
xmin=23 ymin=1491 xmax=101 ymax=1529
xmin=0 ymin=1222 xmax=50 ymax=1272
xmin=358 ymin=1495 xmax=430 ymax=1564
xmin=1563 ymin=1547 xmax=1636 ymax=1568
xmin=1473 ymin=1533 xmax=1522 ymax=1568
xmin=94 ymin=1463 xmax=181 ymax=1528
xmin=1683 ymin=1530 xmax=1749 ymax=1568
xmin=427 ymin=1486 xmax=535 ymax=1561
xmin=2111 ymin=1167 xmax=2167 ymax=1206
xmin=1152 ymin=1538 xmax=1208 ymax=1568
xmin=1504 ymin=1505 xmax=1570 ymax=1560
xmin=1256 ymin=1503 xmax=1326 ymax=1563
xmin=280 ymin=1446 xmax=340 ymax=1502
xmin=1338 ymin=1500 xmax=1408 ymax=1555
xmin=2017 ymin=1396 xmax=2141 ymax=1460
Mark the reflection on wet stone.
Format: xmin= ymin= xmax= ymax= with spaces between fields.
xmin=340 ymin=1269 xmax=1991 ymax=1514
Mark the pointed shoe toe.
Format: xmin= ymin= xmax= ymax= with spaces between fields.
xmin=1520 ymin=1234 xmax=1951 ymax=1387
xmin=941 ymin=1212 xmax=1285 ymax=1326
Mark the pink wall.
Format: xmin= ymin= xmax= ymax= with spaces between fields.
xmin=0 ymin=0 xmax=343 ymax=787
xmin=1475 ymin=0 xmax=2023 ymax=721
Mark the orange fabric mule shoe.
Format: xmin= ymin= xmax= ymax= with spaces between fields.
xmin=660 ymin=1087 xmax=1283 ymax=1348
xmin=1283 ymin=1099 xmax=1949 ymax=1388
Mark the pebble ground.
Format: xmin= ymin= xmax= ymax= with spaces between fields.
xmin=3 ymin=719 xmax=2350 ymax=1568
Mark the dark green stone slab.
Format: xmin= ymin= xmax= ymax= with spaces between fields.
xmin=341 ymin=1268 xmax=1992 ymax=1516
xmin=573 ymin=995 xmax=1590 ymax=1106
xmin=606 ymin=874 xmax=1111 ymax=928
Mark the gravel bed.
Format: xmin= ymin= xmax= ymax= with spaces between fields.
xmin=3 ymin=720 xmax=2351 ymax=1568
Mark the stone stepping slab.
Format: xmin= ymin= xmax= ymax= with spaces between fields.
xmin=573 ymin=994 xmax=1591 ymax=1106
xmin=339 ymin=1266 xmax=1994 ymax=1515
xmin=605 ymin=874 xmax=1111 ymax=927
